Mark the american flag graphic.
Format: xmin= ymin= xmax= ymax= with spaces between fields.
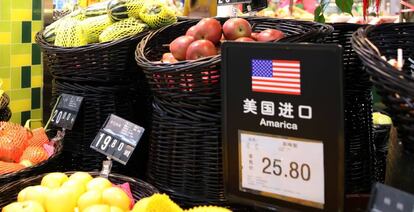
xmin=251 ymin=59 xmax=301 ymax=95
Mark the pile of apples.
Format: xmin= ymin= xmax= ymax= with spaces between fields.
xmin=3 ymin=172 xmax=134 ymax=212
xmin=162 ymin=17 xmax=285 ymax=63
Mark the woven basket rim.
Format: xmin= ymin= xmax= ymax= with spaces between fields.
xmin=36 ymin=29 xmax=149 ymax=53
xmin=0 ymin=171 xmax=159 ymax=198
xmin=135 ymin=17 xmax=333 ymax=72
xmin=351 ymin=23 xmax=414 ymax=96
xmin=0 ymin=130 xmax=64 ymax=180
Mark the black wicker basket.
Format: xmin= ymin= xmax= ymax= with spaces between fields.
xmin=135 ymin=17 xmax=332 ymax=206
xmin=352 ymin=23 xmax=414 ymax=152
xmin=0 ymin=171 xmax=159 ymax=209
xmin=0 ymin=130 xmax=64 ymax=188
xmin=36 ymin=30 xmax=149 ymax=83
xmin=50 ymin=79 xmax=151 ymax=178
xmin=0 ymin=107 xmax=11 ymax=122
xmin=0 ymin=92 xmax=9 ymax=111
xmin=324 ymin=23 xmax=374 ymax=194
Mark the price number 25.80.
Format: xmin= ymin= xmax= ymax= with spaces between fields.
xmin=262 ymin=157 xmax=311 ymax=181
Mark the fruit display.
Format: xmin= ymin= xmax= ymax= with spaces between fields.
xmin=43 ymin=0 xmax=178 ymax=47
xmin=0 ymin=122 xmax=52 ymax=175
xmin=163 ymin=17 xmax=285 ymax=63
xmin=2 ymin=172 xmax=232 ymax=212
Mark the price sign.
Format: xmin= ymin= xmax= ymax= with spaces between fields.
xmin=51 ymin=93 xmax=83 ymax=130
xmin=218 ymin=0 xmax=252 ymax=6
xmin=368 ymin=183 xmax=414 ymax=212
xmin=222 ymin=42 xmax=344 ymax=211
xmin=240 ymin=131 xmax=324 ymax=209
xmin=90 ymin=114 xmax=144 ymax=165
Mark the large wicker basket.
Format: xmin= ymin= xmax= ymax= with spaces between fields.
xmin=36 ymin=31 xmax=149 ymax=83
xmin=50 ymin=79 xmax=151 ymax=178
xmin=352 ymin=23 xmax=414 ymax=193
xmin=135 ymin=17 xmax=333 ymax=207
xmin=0 ymin=171 xmax=159 ymax=209
xmin=324 ymin=23 xmax=374 ymax=194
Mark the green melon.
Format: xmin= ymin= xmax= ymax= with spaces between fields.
xmin=99 ymin=17 xmax=148 ymax=42
xmin=54 ymin=18 xmax=88 ymax=47
xmin=85 ymin=0 xmax=110 ymax=17
xmin=107 ymin=0 xmax=129 ymax=22
xmin=139 ymin=1 xmax=177 ymax=29
xmin=81 ymin=15 xmax=112 ymax=43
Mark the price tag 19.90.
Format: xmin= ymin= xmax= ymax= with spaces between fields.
xmin=90 ymin=114 xmax=144 ymax=165
xmin=217 ymin=0 xmax=252 ymax=6
xmin=51 ymin=94 xmax=83 ymax=130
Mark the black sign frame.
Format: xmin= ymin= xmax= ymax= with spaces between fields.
xmin=368 ymin=183 xmax=414 ymax=212
xmin=50 ymin=93 xmax=83 ymax=130
xmin=221 ymin=42 xmax=344 ymax=211
xmin=90 ymin=114 xmax=144 ymax=165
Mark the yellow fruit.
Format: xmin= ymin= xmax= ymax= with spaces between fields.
xmin=131 ymin=197 xmax=150 ymax=212
xmin=2 ymin=201 xmax=45 ymax=212
xmin=110 ymin=206 xmax=124 ymax=212
xmin=186 ymin=206 xmax=232 ymax=212
xmin=17 ymin=187 xmax=29 ymax=202
xmin=41 ymin=172 xmax=68 ymax=189
xmin=83 ymin=204 xmax=110 ymax=212
xmin=102 ymin=187 xmax=130 ymax=211
xmin=86 ymin=177 xmax=112 ymax=192
xmin=17 ymin=186 xmax=49 ymax=207
xmin=132 ymin=194 xmax=183 ymax=212
xmin=77 ymin=190 xmax=103 ymax=212
xmin=45 ymin=187 xmax=76 ymax=212
xmin=62 ymin=180 xmax=86 ymax=201
xmin=68 ymin=172 xmax=93 ymax=186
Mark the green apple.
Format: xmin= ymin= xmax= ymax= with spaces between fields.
xmin=86 ymin=177 xmax=112 ymax=192
xmin=68 ymin=172 xmax=93 ymax=186
xmin=41 ymin=172 xmax=68 ymax=189
xmin=17 ymin=186 xmax=49 ymax=207
xmin=2 ymin=201 xmax=45 ymax=212
xmin=45 ymin=187 xmax=76 ymax=212
xmin=77 ymin=190 xmax=103 ymax=212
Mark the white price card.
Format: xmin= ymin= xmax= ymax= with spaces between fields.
xmin=239 ymin=131 xmax=325 ymax=209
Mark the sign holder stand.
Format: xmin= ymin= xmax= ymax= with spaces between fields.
xmin=100 ymin=157 xmax=113 ymax=178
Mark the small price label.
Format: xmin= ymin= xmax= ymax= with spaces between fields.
xmin=239 ymin=131 xmax=325 ymax=209
xmin=217 ymin=0 xmax=252 ymax=6
xmin=51 ymin=94 xmax=83 ymax=130
xmin=90 ymin=114 xmax=144 ymax=165
xmin=369 ymin=183 xmax=414 ymax=212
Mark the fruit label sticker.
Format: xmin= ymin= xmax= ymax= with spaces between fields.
xmin=90 ymin=114 xmax=144 ymax=165
xmin=51 ymin=93 xmax=83 ymax=130
xmin=368 ymin=183 xmax=414 ymax=212
xmin=217 ymin=0 xmax=252 ymax=6
xmin=221 ymin=42 xmax=344 ymax=211
xmin=239 ymin=131 xmax=324 ymax=209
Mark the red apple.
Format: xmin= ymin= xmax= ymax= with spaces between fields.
xmin=186 ymin=40 xmax=217 ymax=60
xmin=235 ymin=37 xmax=255 ymax=42
xmin=169 ymin=35 xmax=195 ymax=61
xmin=193 ymin=18 xmax=222 ymax=44
xmin=161 ymin=53 xmax=178 ymax=63
xmin=186 ymin=25 xmax=198 ymax=37
xmin=222 ymin=18 xmax=252 ymax=40
xmin=251 ymin=32 xmax=259 ymax=40
xmin=256 ymin=29 xmax=285 ymax=42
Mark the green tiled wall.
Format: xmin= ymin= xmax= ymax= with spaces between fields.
xmin=0 ymin=0 xmax=43 ymax=128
